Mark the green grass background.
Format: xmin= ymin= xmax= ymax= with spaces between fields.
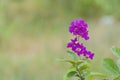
xmin=0 ymin=0 xmax=120 ymax=80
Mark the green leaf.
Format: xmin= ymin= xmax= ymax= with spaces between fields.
xmin=64 ymin=68 xmax=77 ymax=80
xmin=67 ymin=51 xmax=78 ymax=60
xmin=86 ymin=72 xmax=106 ymax=80
xmin=113 ymin=75 xmax=120 ymax=80
xmin=117 ymin=59 xmax=120 ymax=67
xmin=111 ymin=46 xmax=120 ymax=58
xmin=103 ymin=58 xmax=120 ymax=75
xmin=78 ymin=62 xmax=89 ymax=71
xmin=58 ymin=58 xmax=76 ymax=66
xmin=76 ymin=60 xmax=84 ymax=65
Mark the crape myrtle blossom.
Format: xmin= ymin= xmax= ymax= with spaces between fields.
xmin=69 ymin=19 xmax=89 ymax=40
xmin=67 ymin=38 xmax=94 ymax=60
xmin=67 ymin=19 xmax=94 ymax=60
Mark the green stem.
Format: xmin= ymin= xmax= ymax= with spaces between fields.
xmin=76 ymin=35 xmax=80 ymax=42
xmin=75 ymin=62 xmax=85 ymax=80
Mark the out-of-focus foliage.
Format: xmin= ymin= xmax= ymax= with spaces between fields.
xmin=103 ymin=47 xmax=120 ymax=80
xmin=0 ymin=0 xmax=120 ymax=37
xmin=1 ymin=0 xmax=120 ymax=24
xmin=0 ymin=0 xmax=120 ymax=40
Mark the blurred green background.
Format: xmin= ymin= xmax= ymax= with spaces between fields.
xmin=0 ymin=0 xmax=120 ymax=80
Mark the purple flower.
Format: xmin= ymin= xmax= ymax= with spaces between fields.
xmin=67 ymin=38 xmax=77 ymax=50
xmin=83 ymin=50 xmax=94 ymax=60
xmin=69 ymin=19 xmax=89 ymax=40
xmin=67 ymin=37 xmax=94 ymax=60
xmin=67 ymin=19 xmax=94 ymax=60
xmin=74 ymin=43 xmax=86 ymax=56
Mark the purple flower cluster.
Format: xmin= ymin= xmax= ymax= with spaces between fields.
xmin=67 ymin=19 xmax=94 ymax=60
xmin=69 ymin=19 xmax=89 ymax=40
xmin=67 ymin=38 xmax=94 ymax=60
